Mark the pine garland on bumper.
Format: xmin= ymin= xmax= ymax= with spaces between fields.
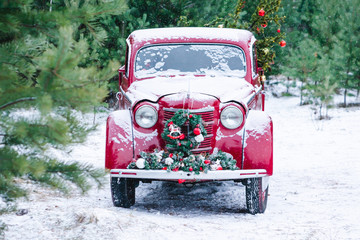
xmin=128 ymin=150 xmax=238 ymax=173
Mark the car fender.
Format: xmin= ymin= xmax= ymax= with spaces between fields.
xmin=105 ymin=110 xmax=134 ymax=169
xmin=242 ymin=110 xmax=273 ymax=175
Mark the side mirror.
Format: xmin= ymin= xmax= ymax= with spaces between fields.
xmin=118 ymin=66 xmax=125 ymax=75
xmin=118 ymin=66 xmax=125 ymax=85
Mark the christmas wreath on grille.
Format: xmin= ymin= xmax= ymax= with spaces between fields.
xmin=128 ymin=110 xmax=239 ymax=173
xmin=162 ymin=110 xmax=207 ymax=155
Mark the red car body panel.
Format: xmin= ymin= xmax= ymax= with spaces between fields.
xmin=105 ymin=27 xmax=273 ymax=179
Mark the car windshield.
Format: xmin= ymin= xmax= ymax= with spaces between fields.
xmin=134 ymin=44 xmax=246 ymax=79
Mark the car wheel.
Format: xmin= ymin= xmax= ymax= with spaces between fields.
xmin=111 ymin=177 xmax=136 ymax=208
xmin=245 ymin=177 xmax=269 ymax=214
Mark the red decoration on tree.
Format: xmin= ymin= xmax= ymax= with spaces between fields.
xmin=178 ymin=142 xmax=181 ymax=146
xmin=189 ymin=167 xmax=193 ymax=172
xmin=189 ymin=114 xmax=193 ymax=118
xmin=162 ymin=167 xmax=167 ymax=170
xmin=169 ymin=153 xmax=173 ymax=158
xmin=179 ymin=134 xmax=185 ymax=140
xmin=218 ymin=166 xmax=223 ymax=170
xmin=261 ymin=24 xmax=267 ymax=28
xmin=193 ymin=128 xmax=201 ymax=135
xmin=277 ymin=29 xmax=281 ymax=33
xmin=168 ymin=121 xmax=173 ymax=126
xmin=279 ymin=40 xmax=286 ymax=47
xmin=204 ymin=160 xmax=210 ymax=164
xmin=258 ymin=8 xmax=265 ymax=16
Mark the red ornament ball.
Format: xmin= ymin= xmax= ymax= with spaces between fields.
xmin=279 ymin=40 xmax=286 ymax=47
xmin=189 ymin=114 xmax=193 ymax=118
xmin=261 ymin=24 xmax=267 ymax=28
xmin=169 ymin=153 xmax=173 ymax=158
xmin=277 ymin=28 xmax=281 ymax=33
xmin=204 ymin=160 xmax=211 ymax=164
xmin=178 ymin=142 xmax=181 ymax=146
xmin=200 ymin=167 xmax=203 ymax=171
xmin=258 ymin=9 xmax=265 ymax=16
xmin=193 ymin=128 xmax=201 ymax=135
xmin=217 ymin=166 xmax=223 ymax=170
xmin=162 ymin=167 xmax=167 ymax=170
xmin=179 ymin=134 xmax=185 ymax=140
xmin=189 ymin=167 xmax=193 ymax=172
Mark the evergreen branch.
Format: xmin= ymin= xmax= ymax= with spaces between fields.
xmin=20 ymin=24 xmax=56 ymax=38
xmin=51 ymin=69 xmax=71 ymax=83
xmin=28 ymin=123 xmax=64 ymax=138
xmin=1 ymin=61 xmax=17 ymax=67
xmin=51 ymin=70 xmax=104 ymax=89
xmin=54 ymin=42 xmax=67 ymax=74
xmin=88 ymin=9 xmax=120 ymax=17
xmin=84 ymin=22 xmax=104 ymax=45
xmin=0 ymin=97 xmax=36 ymax=110
xmin=71 ymin=7 xmax=123 ymax=21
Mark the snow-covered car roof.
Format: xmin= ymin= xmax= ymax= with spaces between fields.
xmin=128 ymin=27 xmax=255 ymax=48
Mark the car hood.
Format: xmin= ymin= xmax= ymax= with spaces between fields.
xmin=126 ymin=76 xmax=255 ymax=104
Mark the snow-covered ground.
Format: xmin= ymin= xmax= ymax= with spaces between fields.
xmin=2 ymin=93 xmax=360 ymax=240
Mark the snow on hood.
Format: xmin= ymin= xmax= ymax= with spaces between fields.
xmin=126 ymin=76 xmax=254 ymax=104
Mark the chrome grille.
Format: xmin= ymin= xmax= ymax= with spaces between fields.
xmin=163 ymin=108 xmax=214 ymax=153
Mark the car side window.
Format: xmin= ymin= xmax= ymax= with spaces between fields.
xmin=251 ymin=44 xmax=257 ymax=77
xmin=125 ymin=47 xmax=129 ymax=77
xmin=125 ymin=40 xmax=130 ymax=77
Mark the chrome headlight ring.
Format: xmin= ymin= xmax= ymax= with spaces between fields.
xmin=135 ymin=105 xmax=158 ymax=128
xmin=220 ymin=106 xmax=244 ymax=129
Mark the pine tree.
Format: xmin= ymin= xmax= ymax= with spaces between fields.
xmin=281 ymin=39 xmax=320 ymax=105
xmin=328 ymin=0 xmax=360 ymax=107
xmin=282 ymin=0 xmax=360 ymax=109
xmin=0 ymin=0 xmax=126 ymax=214
xmin=205 ymin=0 xmax=286 ymax=73
xmin=308 ymin=58 xmax=338 ymax=119
xmin=127 ymin=0 xmax=181 ymax=27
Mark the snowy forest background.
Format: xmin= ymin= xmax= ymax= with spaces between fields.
xmin=1 ymin=0 xmax=360 ymax=239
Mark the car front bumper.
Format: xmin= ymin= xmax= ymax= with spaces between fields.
xmin=110 ymin=169 xmax=268 ymax=181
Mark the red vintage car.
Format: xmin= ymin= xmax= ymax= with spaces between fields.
xmin=105 ymin=27 xmax=273 ymax=214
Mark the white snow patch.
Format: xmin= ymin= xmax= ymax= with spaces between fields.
xmin=117 ymin=132 xmax=130 ymax=144
xmin=111 ymin=137 xmax=120 ymax=144
xmin=133 ymin=129 xmax=158 ymax=147
xmin=130 ymin=27 xmax=253 ymax=44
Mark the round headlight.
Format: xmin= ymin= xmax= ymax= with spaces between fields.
xmin=220 ymin=106 xmax=244 ymax=129
xmin=135 ymin=105 xmax=158 ymax=128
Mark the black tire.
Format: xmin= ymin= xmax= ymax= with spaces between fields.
xmin=245 ymin=177 xmax=269 ymax=214
xmin=111 ymin=177 xmax=136 ymax=208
